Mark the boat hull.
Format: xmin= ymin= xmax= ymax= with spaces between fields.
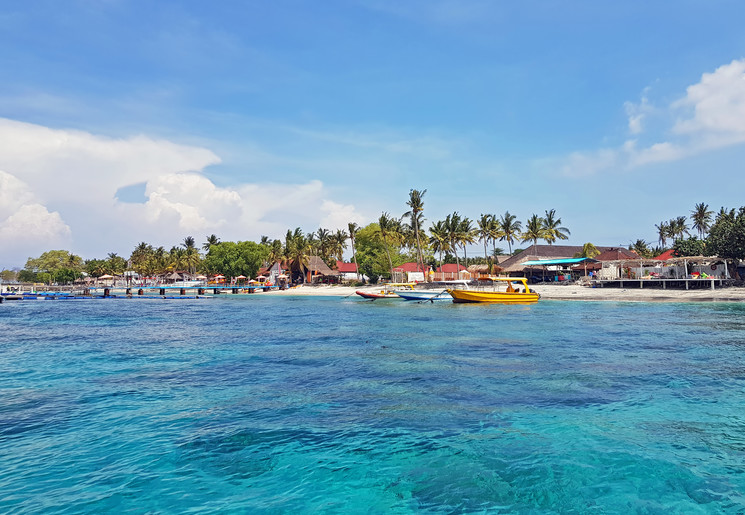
xmin=447 ymin=289 xmax=539 ymax=303
xmin=355 ymin=290 xmax=399 ymax=300
xmin=393 ymin=290 xmax=450 ymax=301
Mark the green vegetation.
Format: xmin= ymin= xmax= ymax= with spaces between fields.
xmin=13 ymin=191 xmax=745 ymax=287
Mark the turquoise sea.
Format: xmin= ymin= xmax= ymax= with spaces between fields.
xmin=1 ymin=296 xmax=745 ymax=513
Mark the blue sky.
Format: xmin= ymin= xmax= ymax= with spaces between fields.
xmin=1 ymin=1 xmax=745 ymax=266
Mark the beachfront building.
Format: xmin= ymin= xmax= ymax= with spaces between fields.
xmin=391 ymin=262 xmax=427 ymax=283
xmin=434 ymin=263 xmax=469 ymax=281
xmin=335 ymin=261 xmax=364 ymax=283
xmin=500 ymin=244 xmax=615 ymax=279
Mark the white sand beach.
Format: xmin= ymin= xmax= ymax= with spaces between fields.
xmin=264 ymin=283 xmax=745 ymax=302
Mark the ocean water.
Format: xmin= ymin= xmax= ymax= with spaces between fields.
xmin=1 ymin=296 xmax=745 ymax=513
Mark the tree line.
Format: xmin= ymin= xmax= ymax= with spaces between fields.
xmin=5 ymin=188 xmax=577 ymax=285
xmin=628 ymin=203 xmax=745 ymax=262
xmin=13 ymin=192 xmax=744 ymax=286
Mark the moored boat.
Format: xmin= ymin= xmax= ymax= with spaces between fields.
xmin=394 ymin=281 xmax=471 ymax=302
xmin=355 ymin=289 xmax=400 ymax=300
xmin=447 ymin=277 xmax=539 ymax=303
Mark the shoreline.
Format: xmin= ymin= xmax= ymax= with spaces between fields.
xmin=264 ymin=283 xmax=745 ymax=303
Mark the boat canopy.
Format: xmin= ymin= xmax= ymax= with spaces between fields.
xmin=520 ymin=258 xmax=598 ymax=266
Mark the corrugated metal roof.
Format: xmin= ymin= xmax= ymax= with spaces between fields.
xmin=520 ymin=258 xmax=599 ymax=266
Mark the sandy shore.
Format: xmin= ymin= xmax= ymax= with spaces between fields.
xmin=265 ymin=283 xmax=745 ymax=302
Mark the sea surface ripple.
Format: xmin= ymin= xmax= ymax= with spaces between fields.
xmin=1 ymin=296 xmax=745 ymax=513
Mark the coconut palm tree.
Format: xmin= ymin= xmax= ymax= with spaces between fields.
xmin=477 ymin=214 xmax=497 ymax=262
xmin=716 ymin=207 xmax=735 ymax=222
xmin=655 ymin=221 xmax=670 ymax=248
xmin=499 ymin=211 xmax=522 ymax=254
xmin=330 ymin=229 xmax=347 ymax=262
xmin=629 ymin=239 xmax=651 ymax=258
xmin=574 ymin=242 xmax=600 ymax=258
xmin=269 ymin=239 xmax=283 ymax=265
xmin=542 ymin=209 xmax=570 ymax=244
xmin=458 ymin=217 xmax=476 ymax=264
xmin=669 ymin=216 xmax=689 ymax=241
xmin=444 ymin=212 xmax=462 ymax=269
xmin=429 ymin=220 xmax=449 ymax=268
xmin=203 ymin=234 xmax=220 ymax=252
xmin=404 ymin=189 xmax=426 ymax=274
xmin=315 ymin=228 xmax=330 ymax=261
xmin=521 ymin=214 xmax=546 ymax=246
xmin=376 ymin=212 xmax=399 ymax=279
xmin=180 ymin=236 xmax=200 ymax=274
xmin=182 ymin=236 xmax=196 ymax=250
xmin=690 ymin=203 xmax=713 ymax=239
xmin=348 ymin=222 xmax=360 ymax=280
xmin=285 ymin=228 xmax=311 ymax=283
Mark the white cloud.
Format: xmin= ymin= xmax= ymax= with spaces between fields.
xmin=0 ymin=204 xmax=71 ymax=243
xmin=0 ymin=170 xmax=71 ymax=260
xmin=560 ymin=59 xmax=745 ymax=177
xmin=0 ymin=119 xmax=365 ymax=266
xmin=319 ymin=200 xmax=366 ymax=231
xmin=624 ymin=89 xmax=651 ymax=135
xmin=673 ymin=58 xmax=745 ymax=139
xmin=560 ymin=149 xmax=618 ymax=178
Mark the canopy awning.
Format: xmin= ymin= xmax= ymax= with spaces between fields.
xmin=520 ymin=258 xmax=599 ymax=266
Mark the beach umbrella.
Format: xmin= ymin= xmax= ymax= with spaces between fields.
xmin=99 ymin=274 xmax=114 ymax=279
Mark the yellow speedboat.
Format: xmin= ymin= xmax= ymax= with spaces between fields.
xmin=447 ymin=277 xmax=539 ymax=303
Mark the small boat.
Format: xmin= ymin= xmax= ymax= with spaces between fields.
xmin=393 ymin=281 xmax=470 ymax=302
xmin=355 ymin=289 xmax=400 ymax=300
xmin=447 ymin=277 xmax=539 ymax=303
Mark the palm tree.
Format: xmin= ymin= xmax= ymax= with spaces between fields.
xmin=655 ymin=221 xmax=670 ymax=248
xmin=182 ymin=236 xmax=196 ymax=250
xmin=690 ymin=203 xmax=713 ymax=239
xmin=203 ymin=234 xmax=220 ymax=252
xmin=376 ymin=212 xmax=398 ymax=279
xmin=521 ymin=214 xmax=545 ymax=246
xmin=429 ymin=220 xmax=449 ymax=268
xmin=444 ymin=212 xmax=462 ymax=269
xmin=180 ymin=236 xmax=200 ymax=274
xmin=130 ymin=242 xmax=152 ymax=275
xmin=330 ymin=229 xmax=347 ymax=262
xmin=716 ymin=207 xmax=735 ymax=222
xmin=629 ymin=239 xmax=651 ymax=258
xmin=574 ymin=242 xmax=600 ymax=258
xmin=285 ymin=228 xmax=311 ymax=283
xmin=404 ymin=189 xmax=426 ymax=274
xmin=542 ymin=209 xmax=570 ymax=244
xmin=499 ymin=211 xmax=522 ymax=254
xmin=457 ymin=217 xmax=476 ymax=264
xmin=477 ymin=214 xmax=496 ymax=262
xmin=348 ymin=222 xmax=360 ymax=281
xmin=669 ymin=216 xmax=689 ymax=241
xmin=316 ymin=228 xmax=330 ymax=261
xmin=269 ymin=239 xmax=283 ymax=265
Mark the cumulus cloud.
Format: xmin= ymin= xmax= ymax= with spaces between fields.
xmin=0 ymin=118 xmax=364 ymax=266
xmin=319 ymin=200 xmax=366 ymax=231
xmin=673 ymin=58 xmax=745 ymax=144
xmin=560 ymin=58 xmax=745 ymax=178
xmin=0 ymin=170 xmax=72 ymax=263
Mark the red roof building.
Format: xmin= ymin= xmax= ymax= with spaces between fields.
xmin=335 ymin=261 xmax=358 ymax=273
xmin=437 ymin=263 xmax=467 ymax=273
xmin=654 ymin=249 xmax=676 ymax=260
xmin=393 ymin=262 xmax=427 ymax=273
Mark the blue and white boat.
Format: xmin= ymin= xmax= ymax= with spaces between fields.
xmin=393 ymin=281 xmax=471 ymax=302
